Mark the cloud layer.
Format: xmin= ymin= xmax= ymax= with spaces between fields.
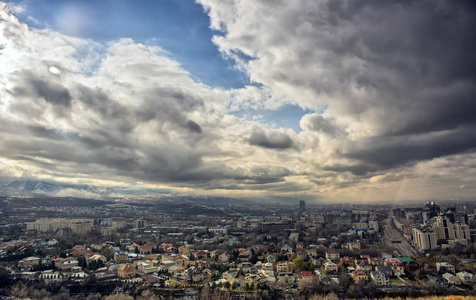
xmin=1 ymin=1 xmax=476 ymax=202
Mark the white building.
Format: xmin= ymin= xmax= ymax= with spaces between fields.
xmin=371 ymin=271 xmax=389 ymax=285
xmin=412 ymin=226 xmax=437 ymax=251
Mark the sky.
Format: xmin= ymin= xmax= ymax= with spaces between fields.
xmin=0 ymin=0 xmax=475 ymax=203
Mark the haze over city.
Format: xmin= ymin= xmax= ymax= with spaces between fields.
xmin=1 ymin=0 xmax=476 ymax=204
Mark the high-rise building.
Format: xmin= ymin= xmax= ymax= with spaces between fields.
xmin=412 ymin=226 xmax=437 ymax=251
xmin=71 ymin=220 xmax=93 ymax=235
xmin=27 ymin=218 xmax=92 ymax=234
xmin=133 ymin=219 xmax=147 ymax=229
xmin=433 ymin=215 xmax=470 ymax=241
xmin=299 ymin=200 xmax=306 ymax=214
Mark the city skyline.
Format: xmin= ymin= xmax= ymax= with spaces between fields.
xmin=1 ymin=1 xmax=476 ymax=203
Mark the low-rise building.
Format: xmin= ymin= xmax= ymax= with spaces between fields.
xmin=325 ymin=250 xmax=340 ymax=260
xmin=456 ymin=271 xmax=475 ymax=285
xmin=117 ymin=263 xmax=136 ymax=278
xmin=371 ymin=271 xmax=389 ymax=285
xmin=276 ymin=261 xmax=293 ymax=273
xmin=436 ymin=262 xmax=455 ymax=274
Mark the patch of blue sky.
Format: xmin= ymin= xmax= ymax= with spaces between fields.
xmin=8 ymin=0 xmax=247 ymax=89
xmin=233 ymin=104 xmax=316 ymax=132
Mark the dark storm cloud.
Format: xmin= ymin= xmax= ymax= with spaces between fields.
xmin=8 ymin=70 xmax=73 ymax=118
xmin=248 ymin=128 xmax=294 ymax=149
xmin=27 ymin=78 xmax=72 ymax=107
xmin=300 ymin=114 xmax=342 ymax=136
xmin=201 ymin=0 xmax=476 ymax=176
xmin=327 ymin=126 xmax=476 ymax=175
xmin=186 ymin=120 xmax=202 ymax=134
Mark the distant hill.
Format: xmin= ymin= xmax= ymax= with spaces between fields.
xmin=0 ymin=179 xmax=253 ymax=206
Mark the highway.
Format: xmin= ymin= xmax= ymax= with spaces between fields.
xmin=382 ymin=218 xmax=419 ymax=258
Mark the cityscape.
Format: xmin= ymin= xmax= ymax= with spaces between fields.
xmin=0 ymin=193 xmax=475 ymax=299
xmin=1 ymin=0 xmax=476 ymax=299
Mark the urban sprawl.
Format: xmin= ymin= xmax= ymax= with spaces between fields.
xmin=0 ymin=197 xmax=475 ymax=299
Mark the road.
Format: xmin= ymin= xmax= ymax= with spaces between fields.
xmin=383 ymin=218 xmax=419 ymax=257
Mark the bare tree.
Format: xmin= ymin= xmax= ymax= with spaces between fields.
xmin=9 ymin=282 xmax=29 ymax=299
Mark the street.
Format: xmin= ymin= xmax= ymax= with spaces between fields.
xmin=383 ymin=218 xmax=419 ymax=257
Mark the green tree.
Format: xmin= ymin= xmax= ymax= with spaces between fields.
xmin=293 ymin=257 xmax=305 ymax=272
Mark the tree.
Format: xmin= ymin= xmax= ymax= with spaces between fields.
xmin=293 ymin=257 xmax=305 ymax=272
xmin=104 ymin=294 xmax=134 ymax=300
xmin=9 ymin=282 xmax=29 ymax=299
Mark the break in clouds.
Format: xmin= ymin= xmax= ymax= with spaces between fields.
xmin=1 ymin=1 xmax=476 ymax=202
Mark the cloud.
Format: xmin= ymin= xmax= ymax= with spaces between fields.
xmin=1 ymin=1 xmax=476 ymax=203
xmin=248 ymin=127 xmax=295 ymax=149
xmin=0 ymin=5 xmax=305 ymax=198
xmin=199 ymin=0 xmax=476 ymax=177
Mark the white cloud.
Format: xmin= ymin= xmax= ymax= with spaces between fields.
xmin=1 ymin=1 xmax=475 ymax=203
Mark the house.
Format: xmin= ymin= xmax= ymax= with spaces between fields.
xmin=203 ymin=268 xmax=220 ymax=279
xmin=71 ymin=266 xmax=88 ymax=279
xmin=117 ymin=264 xmax=136 ymax=278
xmin=126 ymin=243 xmax=140 ymax=252
xmin=436 ymin=262 xmax=455 ymax=274
xmin=428 ymin=276 xmax=448 ymax=286
xmin=442 ymin=273 xmax=462 ymax=285
xmin=277 ymin=272 xmax=294 ymax=284
xmin=343 ymin=242 xmax=361 ymax=250
xmin=352 ymin=270 xmax=368 ymax=282
xmin=245 ymin=273 xmax=267 ymax=286
xmin=232 ymin=275 xmax=245 ymax=287
xmin=276 ymin=261 xmax=293 ymax=273
xmin=237 ymin=250 xmax=252 ymax=262
xmin=175 ymin=255 xmax=190 ymax=267
xmin=238 ymin=262 xmax=255 ymax=273
xmin=178 ymin=246 xmax=191 ymax=256
xmin=456 ymin=271 xmax=475 ymax=285
xmin=266 ymin=254 xmax=277 ymax=263
xmin=340 ymin=256 xmax=355 ymax=267
xmin=187 ymin=267 xmax=205 ymax=283
xmin=402 ymin=261 xmax=420 ymax=275
xmin=137 ymin=261 xmax=157 ymax=274
xmin=114 ymin=252 xmax=128 ymax=263
xmin=356 ymin=261 xmax=373 ymax=272
xmin=319 ymin=273 xmax=331 ymax=285
xmin=263 ymin=262 xmax=274 ymax=271
xmin=19 ymin=257 xmax=40 ymax=270
xmin=39 ymin=270 xmax=65 ymax=280
xmin=260 ymin=269 xmax=276 ymax=282
xmin=218 ymin=252 xmax=230 ymax=263
xmin=397 ymin=257 xmax=413 ymax=264
xmin=88 ymin=254 xmax=107 ymax=264
xmin=145 ymin=253 xmax=159 ymax=261
xmin=384 ymin=259 xmax=405 ymax=276
xmin=370 ymin=271 xmax=389 ymax=285
xmin=375 ymin=266 xmax=394 ymax=278
xmin=305 ymin=249 xmax=317 ymax=258
xmin=139 ymin=245 xmax=153 ymax=254
xmin=323 ymin=260 xmax=338 ymax=274
xmin=168 ymin=265 xmax=185 ymax=276
xmin=194 ymin=250 xmax=208 ymax=260
xmin=223 ymin=270 xmax=237 ymax=281
xmin=325 ymin=250 xmax=340 ymax=260
xmin=59 ymin=257 xmax=79 ymax=270
xmin=367 ymin=257 xmax=382 ymax=266
xmin=281 ymin=244 xmax=293 ymax=255
xmin=417 ymin=260 xmax=436 ymax=274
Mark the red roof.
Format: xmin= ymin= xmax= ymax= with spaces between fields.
xmin=302 ymin=271 xmax=313 ymax=277
xmin=118 ymin=264 xmax=135 ymax=272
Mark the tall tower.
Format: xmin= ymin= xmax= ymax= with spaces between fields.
xmin=299 ymin=200 xmax=306 ymax=215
